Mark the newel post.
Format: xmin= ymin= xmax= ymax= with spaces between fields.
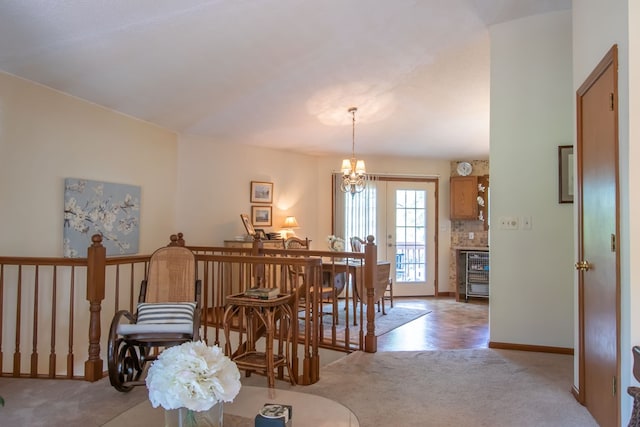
xmin=85 ymin=234 xmax=106 ymax=381
xmin=364 ymin=235 xmax=378 ymax=353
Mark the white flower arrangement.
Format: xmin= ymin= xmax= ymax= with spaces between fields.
xmin=326 ymin=235 xmax=345 ymax=252
xmin=146 ymin=341 xmax=241 ymax=412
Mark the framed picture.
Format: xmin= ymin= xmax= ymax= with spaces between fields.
xmin=63 ymin=178 xmax=140 ymax=257
xmin=558 ymin=145 xmax=574 ymax=203
xmin=251 ymin=205 xmax=272 ymax=227
xmin=253 ymin=228 xmax=267 ymax=240
xmin=240 ymin=213 xmax=255 ymax=236
xmin=250 ymin=181 xmax=273 ymax=204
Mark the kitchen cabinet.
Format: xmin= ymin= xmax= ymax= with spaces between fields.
xmin=450 ymin=176 xmax=478 ymax=220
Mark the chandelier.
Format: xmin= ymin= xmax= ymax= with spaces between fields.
xmin=340 ymin=107 xmax=366 ymax=194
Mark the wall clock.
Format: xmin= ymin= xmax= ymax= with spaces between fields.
xmin=456 ymin=161 xmax=473 ymax=176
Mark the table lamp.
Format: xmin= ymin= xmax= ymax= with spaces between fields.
xmin=281 ymin=216 xmax=300 ymax=238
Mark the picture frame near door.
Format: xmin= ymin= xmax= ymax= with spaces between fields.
xmin=558 ymin=145 xmax=574 ymax=203
xmin=251 ymin=205 xmax=272 ymax=227
xmin=250 ymin=181 xmax=273 ymax=204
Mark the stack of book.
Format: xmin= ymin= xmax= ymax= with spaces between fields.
xmin=244 ymin=287 xmax=280 ymax=300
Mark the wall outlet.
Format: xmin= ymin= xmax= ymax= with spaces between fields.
xmin=468 ymin=232 xmax=475 ymax=240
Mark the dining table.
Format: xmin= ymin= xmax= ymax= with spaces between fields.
xmin=321 ymin=259 xmax=391 ymax=325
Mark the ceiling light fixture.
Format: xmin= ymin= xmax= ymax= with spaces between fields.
xmin=340 ymin=107 xmax=366 ymax=194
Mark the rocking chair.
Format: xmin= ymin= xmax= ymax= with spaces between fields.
xmin=108 ymin=246 xmax=201 ymax=392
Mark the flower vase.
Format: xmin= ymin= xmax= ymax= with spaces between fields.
xmin=164 ymin=402 xmax=224 ymax=427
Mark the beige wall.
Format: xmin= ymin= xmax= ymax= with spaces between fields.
xmin=0 ymin=72 xmax=180 ymax=374
xmin=175 ymin=134 xmax=320 ymax=246
xmin=0 ymin=72 xmax=179 ymax=257
xmin=489 ymin=11 xmax=574 ymax=348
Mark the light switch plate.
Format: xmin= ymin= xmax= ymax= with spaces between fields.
xmin=499 ymin=216 xmax=519 ymax=230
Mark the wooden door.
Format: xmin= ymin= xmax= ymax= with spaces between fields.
xmin=576 ymin=45 xmax=619 ymax=427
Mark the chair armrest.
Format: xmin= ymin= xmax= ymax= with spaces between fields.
xmin=108 ymin=310 xmax=136 ymax=343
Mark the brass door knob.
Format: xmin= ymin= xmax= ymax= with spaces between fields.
xmin=575 ymin=260 xmax=591 ymax=271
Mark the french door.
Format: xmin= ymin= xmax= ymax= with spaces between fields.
xmin=382 ymin=181 xmax=436 ymax=296
xmin=336 ymin=176 xmax=437 ymax=296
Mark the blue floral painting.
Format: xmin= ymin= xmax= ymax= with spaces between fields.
xmin=63 ymin=178 xmax=140 ymax=257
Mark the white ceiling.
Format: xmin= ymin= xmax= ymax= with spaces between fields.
xmin=0 ymin=0 xmax=571 ymax=160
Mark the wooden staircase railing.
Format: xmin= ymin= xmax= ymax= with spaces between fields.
xmin=0 ymin=233 xmax=379 ymax=384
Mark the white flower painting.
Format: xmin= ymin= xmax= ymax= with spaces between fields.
xmin=63 ymin=178 xmax=140 ymax=257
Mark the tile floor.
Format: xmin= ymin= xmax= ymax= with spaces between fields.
xmin=376 ymin=296 xmax=489 ymax=351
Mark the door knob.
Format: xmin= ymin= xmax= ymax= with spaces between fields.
xmin=575 ymin=260 xmax=591 ymax=271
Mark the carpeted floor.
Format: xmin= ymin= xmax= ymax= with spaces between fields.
xmin=0 ymin=348 xmax=598 ymax=426
xmin=302 ymin=349 xmax=598 ymax=427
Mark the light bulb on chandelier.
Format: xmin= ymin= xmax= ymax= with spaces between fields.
xmin=340 ymin=107 xmax=366 ymax=194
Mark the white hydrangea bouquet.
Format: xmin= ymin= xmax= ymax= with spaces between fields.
xmin=327 ymin=235 xmax=345 ymax=252
xmin=146 ymin=340 xmax=241 ymax=420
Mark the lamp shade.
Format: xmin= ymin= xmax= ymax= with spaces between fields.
xmin=341 ymin=159 xmax=352 ymax=175
xmin=281 ymin=216 xmax=300 ymax=229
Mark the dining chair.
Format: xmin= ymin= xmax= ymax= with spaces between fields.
xmin=350 ymin=236 xmax=394 ymax=309
xmin=284 ymin=237 xmax=346 ymax=326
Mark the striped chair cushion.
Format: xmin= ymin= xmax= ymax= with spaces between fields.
xmin=136 ymin=302 xmax=196 ymax=324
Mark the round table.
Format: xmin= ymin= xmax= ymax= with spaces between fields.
xmin=102 ymin=385 xmax=359 ymax=426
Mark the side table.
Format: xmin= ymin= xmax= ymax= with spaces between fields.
xmin=223 ymin=293 xmax=296 ymax=388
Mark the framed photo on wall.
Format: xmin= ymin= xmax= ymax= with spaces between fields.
xmin=251 ymin=205 xmax=272 ymax=227
xmin=250 ymin=181 xmax=273 ymax=204
xmin=558 ymin=145 xmax=574 ymax=203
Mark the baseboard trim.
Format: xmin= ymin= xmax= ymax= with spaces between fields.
xmin=488 ymin=341 xmax=574 ymax=355
xmin=571 ymin=385 xmax=582 ymax=404
xmin=437 ymin=291 xmax=455 ymax=297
